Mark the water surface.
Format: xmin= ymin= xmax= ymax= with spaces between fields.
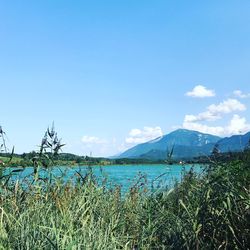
xmin=4 ymin=164 xmax=203 ymax=193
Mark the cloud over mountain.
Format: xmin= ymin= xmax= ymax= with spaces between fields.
xmin=183 ymin=115 xmax=250 ymax=136
xmin=125 ymin=126 xmax=163 ymax=144
xmin=184 ymin=99 xmax=246 ymax=123
xmin=182 ymin=98 xmax=249 ymax=136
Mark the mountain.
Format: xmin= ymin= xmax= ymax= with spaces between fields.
xmin=217 ymin=132 xmax=250 ymax=152
xmin=117 ymin=129 xmax=221 ymax=160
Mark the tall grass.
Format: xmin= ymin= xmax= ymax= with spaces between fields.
xmin=0 ymin=155 xmax=249 ymax=249
xmin=0 ymin=125 xmax=249 ymax=249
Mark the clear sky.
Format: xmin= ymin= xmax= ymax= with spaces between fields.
xmin=0 ymin=0 xmax=250 ymax=156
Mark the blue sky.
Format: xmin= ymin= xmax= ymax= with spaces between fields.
xmin=0 ymin=1 xmax=250 ymax=156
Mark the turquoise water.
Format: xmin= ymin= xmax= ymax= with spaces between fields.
xmin=4 ymin=164 xmax=203 ymax=193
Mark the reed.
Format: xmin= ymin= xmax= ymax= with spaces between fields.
xmin=0 ymin=125 xmax=249 ymax=249
xmin=0 ymin=154 xmax=249 ymax=249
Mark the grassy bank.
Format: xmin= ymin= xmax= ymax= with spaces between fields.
xmin=0 ymin=154 xmax=249 ymax=249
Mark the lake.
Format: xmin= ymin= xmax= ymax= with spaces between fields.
xmin=3 ymin=164 xmax=203 ymax=193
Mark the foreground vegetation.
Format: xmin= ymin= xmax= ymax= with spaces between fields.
xmin=0 ymin=151 xmax=249 ymax=249
xmin=0 ymin=125 xmax=249 ymax=249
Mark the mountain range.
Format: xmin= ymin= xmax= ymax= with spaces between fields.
xmin=116 ymin=129 xmax=250 ymax=160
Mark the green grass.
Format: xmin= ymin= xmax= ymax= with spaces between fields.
xmin=0 ymin=154 xmax=249 ymax=249
xmin=0 ymin=156 xmax=22 ymax=164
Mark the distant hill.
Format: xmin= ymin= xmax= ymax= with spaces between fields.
xmin=117 ymin=129 xmax=221 ymax=160
xmin=217 ymin=132 xmax=250 ymax=153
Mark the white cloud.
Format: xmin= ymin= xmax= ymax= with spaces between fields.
xmin=125 ymin=126 xmax=163 ymax=144
xmin=183 ymin=121 xmax=225 ymax=136
xmin=183 ymin=115 xmax=250 ymax=137
xmin=82 ymin=136 xmax=107 ymax=144
xmin=184 ymin=99 xmax=246 ymax=123
xmin=182 ymin=95 xmax=249 ymax=136
xmin=184 ymin=111 xmax=220 ymax=123
xmin=129 ymin=129 xmax=142 ymax=137
xmin=233 ymin=90 xmax=250 ymax=99
xmin=80 ymin=128 xmax=163 ymax=156
xmin=186 ymin=85 xmax=215 ymax=98
xmin=80 ymin=136 xmax=120 ymax=157
xmin=226 ymin=114 xmax=250 ymax=135
xmin=208 ymin=99 xmax=245 ymax=114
